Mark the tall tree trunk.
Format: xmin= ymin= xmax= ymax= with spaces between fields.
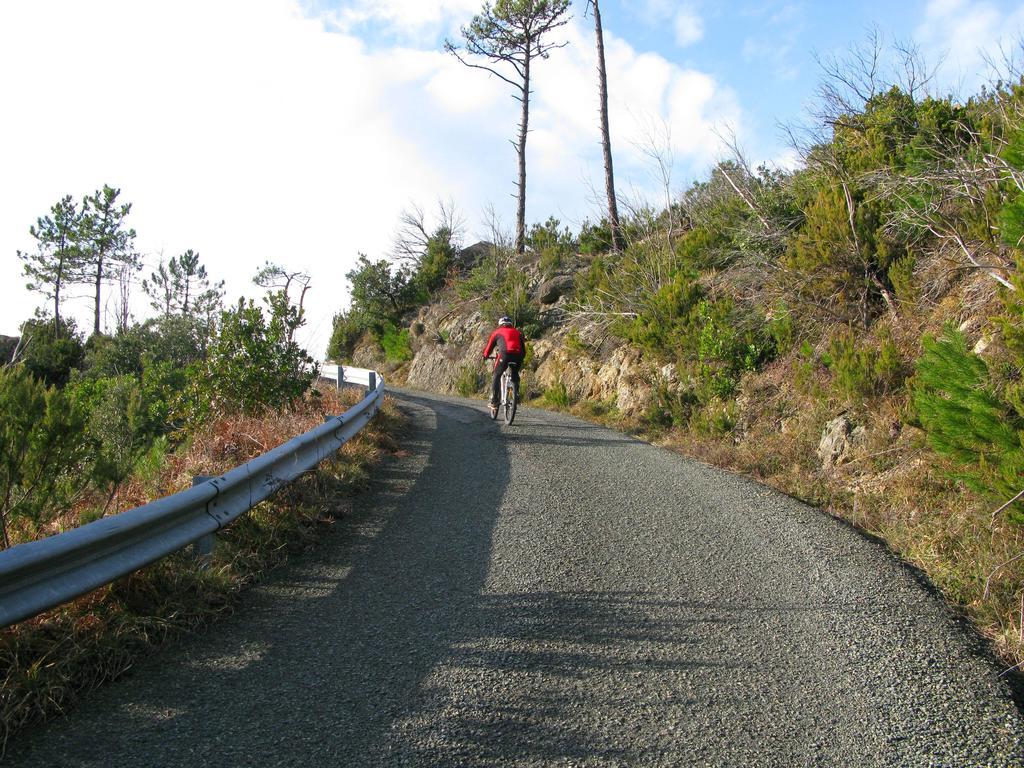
xmin=54 ymin=253 xmax=64 ymax=329
xmin=93 ymin=256 xmax=104 ymax=336
xmin=515 ymin=47 xmax=532 ymax=255
xmin=592 ymin=0 xmax=622 ymax=252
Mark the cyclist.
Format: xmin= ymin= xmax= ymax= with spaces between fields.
xmin=482 ymin=316 xmax=526 ymax=418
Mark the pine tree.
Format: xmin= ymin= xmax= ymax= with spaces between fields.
xmin=80 ymin=185 xmax=138 ymax=336
xmin=18 ymin=195 xmax=86 ymax=329
xmin=446 ymin=0 xmax=571 ymax=254
xmin=913 ymin=327 xmax=1024 ymax=523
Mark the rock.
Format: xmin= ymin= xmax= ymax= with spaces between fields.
xmin=817 ymin=415 xmax=853 ymax=468
xmin=973 ymin=335 xmax=990 ymax=355
xmin=456 ymin=241 xmax=493 ymax=271
xmin=537 ymin=275 xmax=574 ymax=305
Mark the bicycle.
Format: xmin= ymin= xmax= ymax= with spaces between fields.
xmin=486 ymin=356 xmax=519 ymax=425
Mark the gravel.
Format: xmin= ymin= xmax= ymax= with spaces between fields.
xmin=6 ymin=388 xmax=1024 ymax=767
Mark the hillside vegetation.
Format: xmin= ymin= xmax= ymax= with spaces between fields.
xmin=331 ymin=55 xmax=1024 ymax=668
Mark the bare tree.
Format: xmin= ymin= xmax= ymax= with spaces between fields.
xmin=446 ymin=0 xmax=571 ymax=254
xmin=391 ymin=199 xmax=465 ymax=264
xmin=586 ymin=0 xmax=623 ymax=252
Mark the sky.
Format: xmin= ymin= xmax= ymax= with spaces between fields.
xmin=1 ymin=0 xmax=1024 ymax=357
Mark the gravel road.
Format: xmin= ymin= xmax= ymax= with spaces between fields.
xmin=6 ymin=388 xmax=1024 ymax=767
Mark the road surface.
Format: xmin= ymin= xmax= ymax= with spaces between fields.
xmin=6 ymin=388 xmax=1024 ymax=766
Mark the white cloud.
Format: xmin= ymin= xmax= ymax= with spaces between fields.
xmin=674 ymin=7 xmax=705 ymax=47
xmin=314 ymin=0 xmax=480 ymax=43
xmin=0 ymin=2 xmax=745 ymax=354
xmin=627 ymin=0 xmax=705 ymax=48
xmin=916 ymin=0 xmax=1024 ymax=91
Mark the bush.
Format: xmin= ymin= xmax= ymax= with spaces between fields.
xmin=70 ymin=376 xmax=151 ymax=513
xmin=829 ymin=327 xmax=905 ymax=400
xmin=913 ymin=326 xmax=1024 ymax=523
xmin=0 ymin=365 xmax=89 ymax=546
xmin=542 ymin=380 xmax=570 ymax=408
xmin=578 ymin=218 xmax=613 ymax=255
xmin=18 ymin=317 xmax=84 ymax=387
xmin=455 ymin=365 xmax=484 ymax=397
xmin=183 ymin=299 xmax=316 ymax=421
xmin=691 ymin=399 xmax=739 ymax=436
xmin=378 ymin=323 xmax=413 ymax=363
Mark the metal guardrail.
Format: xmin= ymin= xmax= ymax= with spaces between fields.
xmin=0 ymin=366 xmax=383 ymax=628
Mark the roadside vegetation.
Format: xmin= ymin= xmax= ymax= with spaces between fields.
xmin=2 ymin=188 xmax=405 ymax=751
xmin=329 ymin=26 xmax=1024 ymax=672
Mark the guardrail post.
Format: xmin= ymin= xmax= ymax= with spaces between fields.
xmin=336 ymin=365 xmax=344 ymax=391
xmin=191 ymin=475 xmax=216 ymax=567
xmin=368 ymin=371 xmax=377 ymax=392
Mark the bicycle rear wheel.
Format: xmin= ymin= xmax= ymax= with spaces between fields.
xmin=505 ymin=382 xmax=517 ymax=424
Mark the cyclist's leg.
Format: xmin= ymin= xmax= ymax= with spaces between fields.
xmin=490 ymin=356 xmax=507 ymax=406
xmin=508 ymin=352 xmax=524 ymax=398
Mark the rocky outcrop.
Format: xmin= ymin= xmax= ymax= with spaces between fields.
xmin=537 ymin=275 xmax=574 ymax=305
xmin=817 ymin=414 xmax=867 ymax=469
xmin=352 ymin=291 xmax=661 ymax=417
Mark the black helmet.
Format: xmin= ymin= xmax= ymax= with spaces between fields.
xmin=498 ymin=316 xmax=513 ymax=327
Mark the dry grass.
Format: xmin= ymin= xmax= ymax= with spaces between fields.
xmin=0 ymin=385 xmax=405 ymax=752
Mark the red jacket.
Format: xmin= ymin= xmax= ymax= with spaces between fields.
xmin=483 ymin=326 xmax=525 ymax=357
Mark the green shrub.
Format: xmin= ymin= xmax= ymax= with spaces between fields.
xmin=645 ymin=381 xmax=699 ymax=428
xmin=564 ymin=329 xmax=588 ymax=357
xmin=888 ymin=255 xmax=917 ymax=305
xmin=455 ymin=365 xmax=484 ymax=397
xmin=542 ymin=380 xmax=570 ymax=408
xmin=913 ymin=326 xmax=1024 ymax=523
xmin=0 ymin=365 xmax=89 ymax=546
xmin=326 ymin=311 xmax=366 ymax=362
xmin=692 ymin=399 xmax=739 ymax=436
xmin=829 ymin=327 xmax=906 ymax=400
xmin=18 ymin=317 xmax=84 ymax=387
xmin=378 ymin=323 xmax=413 ymax=363
xmin=183 ymin=299 xmax=316 ymax=421
xmin=578 ymin=218 xmax=613 ymax=255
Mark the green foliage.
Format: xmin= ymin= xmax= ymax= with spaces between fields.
xmin=414 ymin=227 xmax=456 ymax=296
xmin=18 ymin=317 xmax=85 ymax=388
xmin=645 ymin=382 xmax=699 ymax=428
xmin=0 ymin=366 xmax=89 ymax=547
xmin=456 ymin=253 xmax=500 ymax=300
xmin=542 ymin=380 xmax=570 ymax=408
xmin=829 ymin=327 xmax=905 ymax=400
xmin=888 ymin=255 xmax=917 ymax=305
xmin=998 ymin=128 xmax=1024 ymax=250
xmin=527 ymin=216 xmax=576 ymax=277
xmin=142 ymin=250 xmax=224 ymax=319
xmin=378 ymin=323 xmax=413 ymax=363
xmin=691 ymin=399 xmax=739 ymax=436
xmin=784 ymin=179 xmax=902 ymax=327
xmin=913 ymin=326 xmax=1024 ymax=522
xmin=18 ymin=195 xmax=86 ymax=326
xmin=766 ymin=303 xmax=794 ymax=351
xmin=326 ymin=311 xmax=365 ymax=362
xmin=455 ymin=365 xmax=484 ymax=397
xmin=80 ymin=185 xmax=138 ymax=335
xmin=184 ymin=299 xmax=316 ymax=420
xmin=578 ymin=219 xmax=613 ymax=255
xmin=564 ymin=329 xmax=588 ymax=357
xmin=692 ymin=299 xmax=772 ymax=400
xmin=67 ymin=375 xmax=150 ymax=511
xmin=346 ymin=254 xmax=418 ymax=332
xmin=618 ymin=266 xmax=704 ymax=353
